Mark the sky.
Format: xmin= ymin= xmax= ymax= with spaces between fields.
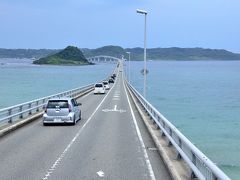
xmin=0 ymin=0 xmax=239 ymax=52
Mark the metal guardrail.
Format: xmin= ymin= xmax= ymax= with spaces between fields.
xmin=0 ymin=84 xmax=94 ymax=126
xmin=127 ymin=82 xmax=231 ymax=180
xmin=0 ymin=62 xmax=120 ymax=128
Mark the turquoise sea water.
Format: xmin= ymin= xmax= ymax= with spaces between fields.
xmin=1 ymin=58 xmax=240 ymax=179
xmin=0 ymin=58 xmax=114 ymax=109
xmin=128 ymin=60 xmax=240 ymax=179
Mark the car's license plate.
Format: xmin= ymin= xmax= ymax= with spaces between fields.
xmin=54 ymin=118 xmax=62 ymax=122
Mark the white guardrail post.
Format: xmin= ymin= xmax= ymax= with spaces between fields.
xmin=126 ymin=81 xmax=231 ymax=180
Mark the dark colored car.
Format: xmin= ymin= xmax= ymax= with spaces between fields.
xmin=108 ymin=78 xmax=114 ymax=83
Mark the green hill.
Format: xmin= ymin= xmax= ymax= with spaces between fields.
xmin=82 ymin=45 xmax=125 ymax=59
xmin=33 ymin=46 xmax=92 ymax=65
xmin=0 ymin=48 xmax=58 ymax=59
xmin=83 ymin=46 xmax=240 ymax=61
xmin=125 ymin=47 xmax=240 ymax=60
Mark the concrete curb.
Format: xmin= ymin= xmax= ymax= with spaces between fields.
xmin=0 ymin=112 xmax=43 ymax=138
xmin=0 ymin=88 xmax=94 ymax=139
xmin=75 ymin=87 xmax=94 ymax=99
xmin=126 ymin=84 xmax=188 ymax=180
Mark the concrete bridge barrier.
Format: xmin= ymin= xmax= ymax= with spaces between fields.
xmin=126 ymin=81 xmax=230 ymax=180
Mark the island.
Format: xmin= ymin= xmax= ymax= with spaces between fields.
xmin=33 ymin=46 xmax=93 ymax=65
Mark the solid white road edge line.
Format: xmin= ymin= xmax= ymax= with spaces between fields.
xmin=122 ymin=76 xmax=156 ymax=180
xmin=42 ymin=76 xmax=118 ymax=180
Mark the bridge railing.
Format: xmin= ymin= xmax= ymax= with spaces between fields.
xmin=0 ymin=84 xmax=94 ymax=126
xmin=87 ymin=55 xmax=121 ymax=63
xmin=0 ymin=62 xmax=119 ymax=128
xmin=126 ymin=82 xmax=230 ymax=180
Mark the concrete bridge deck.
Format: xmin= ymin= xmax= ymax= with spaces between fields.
xmin=0 ymin=70 xmax=171 ymax=180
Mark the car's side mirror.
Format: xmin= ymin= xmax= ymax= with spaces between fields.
xmin=77 ymin=103 xmax=82 ymax=106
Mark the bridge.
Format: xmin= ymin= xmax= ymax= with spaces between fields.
xmin=87 ymin=55 xmax=122 ymax=63
xmin=0 ymin=60 xmax=230 ymax=180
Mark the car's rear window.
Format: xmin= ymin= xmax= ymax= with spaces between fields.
xmin=103 ymin=82 xmax=108 ymax=85
xmin=95 ymin=84 xmax=103 ymax=87
xmin=47 ymin=100 xmax=69 ymax=108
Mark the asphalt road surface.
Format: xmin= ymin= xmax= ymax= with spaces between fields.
xmin=0 ymin=70 xmax=171 ymax=180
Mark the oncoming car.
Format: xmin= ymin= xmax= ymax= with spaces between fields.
xmin=43 ymin=97 xmax=81 ymax=125
xmin=102 ymin=81 xmax=110 ymax=90
xmin=94 ymin=83 xmax=105 ymax=94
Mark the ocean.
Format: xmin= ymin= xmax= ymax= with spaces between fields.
xmin=0 ymin=58 xmax=114 ymax=108
xmin=128 ymin=60 xmax=240 ymax=179
xmin=0 ymin=58 xmax=239 ymax=179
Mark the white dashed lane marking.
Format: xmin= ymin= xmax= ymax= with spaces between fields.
xmin=113 ymin=91 xmax=120 ymax=101
xmin=41 ymin=78 xmax=117 ymax=180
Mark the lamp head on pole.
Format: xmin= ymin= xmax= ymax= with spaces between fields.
xmin=136 ymin=9 xmax=147 ymax=15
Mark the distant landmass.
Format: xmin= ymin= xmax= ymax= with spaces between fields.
xmin=125 ymin=47 xmax=240 ymax=61
xmin=83 ymin=46 xmax=240 ymax=61
xmin=0 ymin=48 xmax=59 ymax=59
xmin=33 ymin=46 xmax=92 ymax=65
xmin=1 ymin=45 xmax=240 ymax=61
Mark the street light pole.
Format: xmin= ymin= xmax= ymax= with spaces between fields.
xmin=137 ymin=9 xmax=147 ymax=97
xmin=126 ymin=52 xmax=131 ymax=83
xmin=121 ymin=55 xmax=126 ymax=77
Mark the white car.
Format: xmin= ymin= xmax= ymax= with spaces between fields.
xmin=94 ymin=83 xmax=105 ymax=94
xmin=102 ymin=81 xmax=110 ymax=90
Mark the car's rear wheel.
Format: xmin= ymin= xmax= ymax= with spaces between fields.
xmin=72 ymin=116 xmax=76 ymax=125
xmin=79 ymin=112 xmax=81 ymax=121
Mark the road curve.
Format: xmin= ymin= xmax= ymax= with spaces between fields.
xmin=0 ymin=69 xmax=171 ymax=180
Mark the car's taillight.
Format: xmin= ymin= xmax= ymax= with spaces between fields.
xmin=68 ymin=104 xmax=72 ymax=112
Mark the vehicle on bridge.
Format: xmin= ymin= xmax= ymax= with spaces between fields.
xmin=43 ymin=97 xmax=81 ymax=125
xmin=102 ymin=81 xmax=110 ymax=90
xmin=111 ymin=75 xmax=115 ymax=80
xmin=108 ymin=78 xmax=114 ymax=84
xmin=93 ymin=83 xmax=105 ymax=94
